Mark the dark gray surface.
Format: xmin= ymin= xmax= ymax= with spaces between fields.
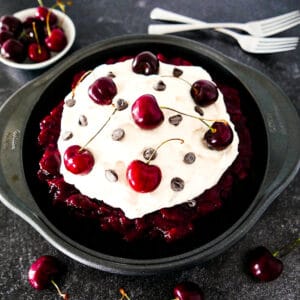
xmin=0 ymin=0 xmax=299 ymax=299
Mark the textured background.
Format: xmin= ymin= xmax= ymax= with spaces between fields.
xmin=0 ymin=0 xmax=299 ymax=299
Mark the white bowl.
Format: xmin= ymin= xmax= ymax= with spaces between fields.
xmin=0 ymin=7 xmax=76 ymax=70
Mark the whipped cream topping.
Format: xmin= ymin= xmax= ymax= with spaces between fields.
xmin=58 ymin=58 xmax=239 ymax=219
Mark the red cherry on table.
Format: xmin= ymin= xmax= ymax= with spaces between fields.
xmin=45 ymin=28 xmax=67 ymax=52
xmin=28 ymin=255 xmax=68 ymax=299
xmin=88 ymin=77 xmax=117 ymax=105
xmin=131 ymin=94 xmax=164 ymax=129
xmin=28 ymin=255 xmax=60 ymax=290
xmin=28 ymin=43 xmax=50 ymax=62
xmin=63 ymin=145 xmax=94 ymax=175
xmin=126 ymin=160 xmax=162 ymax=193
xmin=173 ymin=281 xmax=205 ymax=300
xmin=204 ymin=121 xmax=233 ymax=150
xmin=247 ymin=246 xmax=284 ymax=282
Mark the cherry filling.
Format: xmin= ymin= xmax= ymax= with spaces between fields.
xmin=36 ymin=54 xmax=253 ymax=243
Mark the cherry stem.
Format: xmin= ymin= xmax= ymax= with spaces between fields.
xmin=146 ymin=138 xmax=184 ymax=164
xmin=37 ymin=0 xmax=44 ymax=6
xmin=71 ymin=70 xmax=92 ymax=99
xmin=32 ymin=22 xmax=42 ymax=54
xmin=80 ymin=108 xmax=118 ymax=152
xmin=272 ymin=237 xmax=300 ymax=258
xmin=160 ymin=106 xmax=217 ymax=133
xmin=46 ymin=10 xmax=51 ymax=36
xmin=119 ymin=288 xmax=131 ymax=300
xmin=51 ymin=279 xmax=69 ymax=300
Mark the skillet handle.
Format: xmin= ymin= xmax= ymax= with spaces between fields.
xmin=228 ymin=60 xmax=300 ymax=205
xmin=0 ymin=76 xmax=49 ymax=221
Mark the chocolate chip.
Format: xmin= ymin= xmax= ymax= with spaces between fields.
xmin=79 ymin=115 xmax=88 ymax=126
xmin=116 ymin=98 xmax=128 ymax=111
xmin=194 ymin=105 xmax=204 ymax=116
xmin=62 ymin=131 xmax=73 ymax=141
xmin=187 ymin=199 xmax=196 ymax=207
xmin=65 ymin=98 xmax=76 ymax=107
xmin=173 ymin=67 xmax=183 ymax=77
xmin=143 ymin=148 xmax=157 ymax=161
xmin=168 ymin=114 xmax=183 ymax=126
xmin=105 ymin=169 xmax=118 ymax=182
xmin=171 ymin=177 xmax=185 ymax=191
xmin=153 ymin=80 xmax=166 ymax=91
xmin=112 ymin=128 xmax=125 ymax=141
xmin=107 ymin=71 xmax=116 ymax=78
xmin=184 ymin=152 xmax=196 ymax=164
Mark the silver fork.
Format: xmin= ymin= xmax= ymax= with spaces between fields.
xmin=149 ymin=8 xmax=299 ymax=54
xmin=150 ymin=7 xmax=300 ymax=37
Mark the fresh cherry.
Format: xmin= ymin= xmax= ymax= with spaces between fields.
xmin=191 ymin=80 xmax=218 ymax=107
xmin=173 ymin=281 xmax=205 ymax=300
xmin=35 ymin=6 xmax=58 ymax=25
xmin=204 ymin=121 xmax=233 ymax=150
xmin=28 ymin=255 xmax=68 ymax=299
xmin=246 ymin=246 xmax=283 ymax=282
xmin=1 ymin=38 xmax=26 ymax=62
xmin=132 ymin=51 xmax=159 ymax=75
xmin=63 ymin=145 xmax=94 ymax=175
xmin=45 ymin=28 xmax=67 ymax=52
xmin=131 ymin=94 xmax=164 ymax=129
xmin=0 ymin=15 xmax=22 ymax=36
xmin=28 ymin=43 xmax=50 ymax=62
xmin=126 ymin=160 xmax=162 ymax=193
xmin=0 ymin=30 xmax=13 ymax=47
xmin=88 ymin=77 xmax=117 ymax=105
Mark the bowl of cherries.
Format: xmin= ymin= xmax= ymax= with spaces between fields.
xmin=0 ymin=1 xmax=75 ymax=69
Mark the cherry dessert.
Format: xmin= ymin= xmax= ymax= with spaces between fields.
xmin=36 ymin=52 xmax=253 ymax=243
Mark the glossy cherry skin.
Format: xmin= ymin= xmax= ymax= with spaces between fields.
xmin=0 ymin=15 xmax=22 ymax=36
xmin=88 ymin=77 xmax=117 ymax=105
xmin=247 ymin=246 xmax=284 ymax=282
xmin=28 ymin=43 xmax=50 ymax=62
xmin=173 ymin=281 xmax=205 ymax=300
xmin=1 ymin=38 xmax=26 ymax=62
xmin=126 ymin=160 xmax=162 ymax=193
xmin=0 ymin=31 xmax=13 ymax=47
xmin=204 ymin=121 xmax=233 ymax=150
xmin=191 ymin=80 xmax=218 ymax=107
xmin=28 ymin=255 xmax=60 ymax=290
xmin=63 ymin=145 xmax=94 ymax=175
xmin=132 ymin=51 xmax=159 ymax=75
xmin=35 ymin=6 xmax=57 ymax=25
xmin=131 ymin=94 xmax=164 ymax=129
xmin=45 ymin=28 xmax=67 ymax=52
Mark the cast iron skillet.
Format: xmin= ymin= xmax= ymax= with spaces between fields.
xmin=0 ymin=35 xmax=299 ymax=275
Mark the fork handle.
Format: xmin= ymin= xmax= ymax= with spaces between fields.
xmin=148 ymin=23 xmax=240 ymax=35
xmin=150 ymin=8 xmax=247 ymax=34
xmin=150 ymin=7 xmax=205 ymax=24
